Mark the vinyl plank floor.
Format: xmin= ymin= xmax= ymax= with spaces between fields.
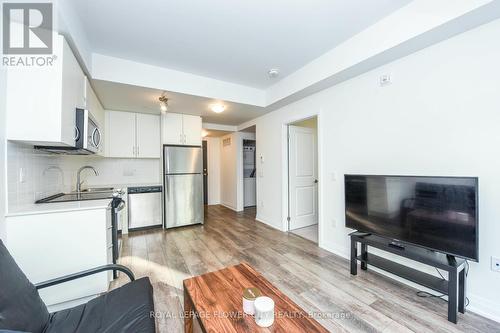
xmin=110 ymin=205 xmax=498 ymax=333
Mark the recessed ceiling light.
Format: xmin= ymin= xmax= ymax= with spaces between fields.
xmin=159 ymin=94 xmax=169 ymax=113
xmin=268 ymin=68 xmax=279 ymax=78
xmin=210 ymin=104 xmax=225 ymax=113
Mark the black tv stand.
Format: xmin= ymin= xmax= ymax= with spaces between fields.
xmin=350 ymin=232 xmax=467 ymax=324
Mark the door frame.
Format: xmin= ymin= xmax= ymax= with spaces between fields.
xmin=281 ymin=112 xmax=323 ymax=245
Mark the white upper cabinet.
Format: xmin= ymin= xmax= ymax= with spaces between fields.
xmin=161 ymin=113 xmax=202 ymax=146
xmin=106 ymin=111 xmax=160 ymax=158
xmin=106 ymin=111 xmax=137 ymax=158
xmin=183 ymin=114 xmax=202 ymax=145
xmin=6 ymin=35 xmax=85 ymax=146
xmin=136 ymin=113 xmax=161 ymax=158
xmin=161 ymin=113 xmax=184 ymax=145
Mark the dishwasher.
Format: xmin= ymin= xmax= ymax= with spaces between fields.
xmin=127 ymin=186 xmax=163 ymax=230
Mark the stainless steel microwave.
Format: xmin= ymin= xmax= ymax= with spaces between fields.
xmin=35 ymin=108 xmax=102 ymax=155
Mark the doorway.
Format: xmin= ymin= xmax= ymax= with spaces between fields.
xmin=287 ymin=116 xmax=318 ymax=243
xmin=243 ymin=139 xmax=256 ymax=208
xmin=202 ymin=140 xmax=208 ymax=205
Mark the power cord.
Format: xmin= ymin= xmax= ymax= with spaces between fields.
xmin=416 ymin=261 xmax=470 ymax=308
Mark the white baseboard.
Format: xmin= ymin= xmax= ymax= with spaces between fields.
xmin=467 ymin=294 xmax=500 ymax=323
xmin=318 ymin=243 xmax=500 ymax=324
xmin=220 ymin=203 xmax=238 ymax=212
xmin=255 ymin=215 xmax=285 ymax=232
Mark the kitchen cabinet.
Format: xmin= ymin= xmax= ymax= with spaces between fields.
xmin=161 ymin=113 xmax=202 ymax=146
xmin=4 ymin=207 xmax=111 ymax=310
xmin=106 ymin=111 xmax=160 ymax=158
xmin=136 ymin=113 xmax=161 ymax=158
xmin=183 ymin=114 xmax=203 ymax=145
xmin=6 ymin=35 xmax=86 ymax=146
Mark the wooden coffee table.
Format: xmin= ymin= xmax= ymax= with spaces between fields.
xmin=183 ymin=262 xmax=329 ymax=332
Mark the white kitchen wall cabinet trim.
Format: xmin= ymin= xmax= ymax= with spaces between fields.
xmin=6 ymin=35 xmax=86 ymax=146
xmin=106 ymin=111 xmax=160 ymax=158
xmin=161 ymin=113 xmax=202 ymax=145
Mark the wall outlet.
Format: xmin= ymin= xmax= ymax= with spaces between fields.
xmin=492 ymin=257 xmax=500 ymax=272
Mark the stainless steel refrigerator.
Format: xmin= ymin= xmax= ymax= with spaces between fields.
xmin=163 ymin=145 xmax=204 ymax=228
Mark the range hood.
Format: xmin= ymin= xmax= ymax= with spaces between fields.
xmin=34 ymin=146 xmax=96 ymax=155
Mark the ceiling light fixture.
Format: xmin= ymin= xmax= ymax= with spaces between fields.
xmin=159 ymin=94 xmax=169 ymax=113
xmin=268 ymin=68 xmax=279 ymax=78
xmin=210 ymin=103 xmax=225 ymax=113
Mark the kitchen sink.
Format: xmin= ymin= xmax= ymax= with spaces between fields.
xmin=81 ymin=187 xmax=115 ymax=193
xmin=35 ymin=191 xmax=114 ymax=203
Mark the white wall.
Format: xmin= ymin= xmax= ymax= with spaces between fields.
xmin=6 ymin=142 xmax=161 ymax=211
xmin=206 ymin=137 xmax=221 ymax=205
xmin=220 ymin=133 xmax=238 ymax=210
xmin=0 ymin=69 xmax=7 ymax=240
xmin=251 ymin=18 xmax=500 ymax=321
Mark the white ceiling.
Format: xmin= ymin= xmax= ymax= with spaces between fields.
xmin=73 ymin=0 xmax=410 ymax=89
xmin=92 ymin=80 xmax=266 ymax=125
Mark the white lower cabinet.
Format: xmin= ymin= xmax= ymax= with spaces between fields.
xmin=4 ymin=207 xmax=112 ymax=311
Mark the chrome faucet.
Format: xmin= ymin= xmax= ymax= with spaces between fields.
xmin=76 ymin=166 xmax=99 ymax=193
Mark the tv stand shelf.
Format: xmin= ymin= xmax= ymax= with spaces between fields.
xmin=350 ymin=232 xmax=467 ymax=324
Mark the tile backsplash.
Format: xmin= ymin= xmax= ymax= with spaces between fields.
xmin=6 ymin=141 xmax=161 ymax=210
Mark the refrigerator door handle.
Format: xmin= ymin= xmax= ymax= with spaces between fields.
xmin=165 ymin=148 xmax=170 ymax=174
xmin=165 ymin=176 xmax=170 ymax=201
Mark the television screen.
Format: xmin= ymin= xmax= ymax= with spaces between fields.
xmin=345 ymin=175 xmax=478 ymax=261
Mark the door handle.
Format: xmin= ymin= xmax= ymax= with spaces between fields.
xmin=165 ymin=177 xmax=170 ymax=201
xmin=314 ymin=179 xmax=318 ymax=184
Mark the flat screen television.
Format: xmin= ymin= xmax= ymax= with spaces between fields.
xmin=345 ymin=175 xmax=478 ymax=261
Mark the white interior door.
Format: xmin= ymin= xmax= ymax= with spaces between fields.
xmin=288 ymin=125 xmax=318 ymax=230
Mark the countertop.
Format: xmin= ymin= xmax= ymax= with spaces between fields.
xmin=6 ymin=199 xmax=112 ymax=217
xmin=87 ymin=183 xmax=163 ymax=190
xmin=6 ymin=182 xmax=162 ymax=217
